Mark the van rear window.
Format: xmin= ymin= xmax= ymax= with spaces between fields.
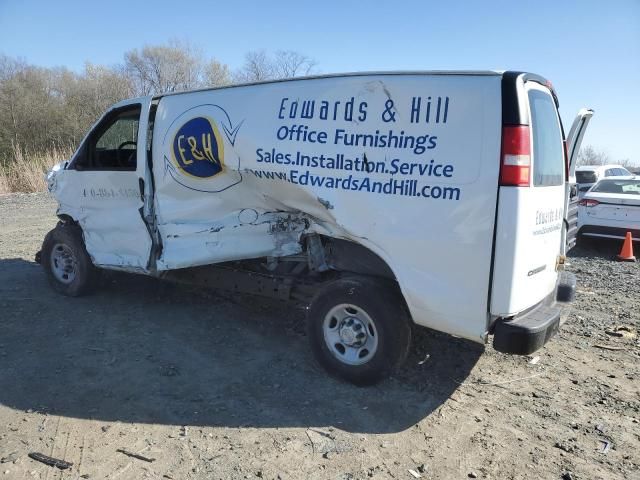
xmin=528 ymin=89 xmax=564 ymax=187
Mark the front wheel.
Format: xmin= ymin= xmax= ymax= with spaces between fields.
xmin=41 ymin=223 xmax=98 ymax=296
xmin=306 ymin=277 xmax=412 ymax=386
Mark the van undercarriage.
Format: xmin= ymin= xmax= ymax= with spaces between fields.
xmin=160 ymin=233 xmax=397 ymax=303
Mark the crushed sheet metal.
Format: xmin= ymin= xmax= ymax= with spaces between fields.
xmin=156 ymin=210 xmax=310 ymax=270
xmin=50 ymin=168 xmax=152 ymax=271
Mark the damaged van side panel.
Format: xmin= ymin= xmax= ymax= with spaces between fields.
xmin=52 ymin=170 xmax=152 ymax=271
xmin=151 ymin=74 xmax=502 ymax=342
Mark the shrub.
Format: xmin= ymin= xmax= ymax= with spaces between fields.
xmin=0 ymin=143 xmax=73 ymax=194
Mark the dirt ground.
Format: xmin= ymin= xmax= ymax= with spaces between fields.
xmin=0 ymin=193 xmax=638 ymax=480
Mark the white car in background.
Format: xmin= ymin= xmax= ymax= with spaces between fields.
xmin=575 ymin=164 xmax=632 ymax=198
xmin=578 ymin=176 xmax=640 ymax=242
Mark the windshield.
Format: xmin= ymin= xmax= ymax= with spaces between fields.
xmin=592 ymin=179 xmax=640 ymax=194
xmin=576 ymin=171 xmax=597 ymax=183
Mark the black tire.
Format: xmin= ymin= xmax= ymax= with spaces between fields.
xmin=306 ymin=276 xmax=412 ymax=386
xmin=41 ymin=223 xmax=98 ymax=296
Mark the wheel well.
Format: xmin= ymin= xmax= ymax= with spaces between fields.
xmin=57 ymin=213 xmax=77 ymax=225
xmin=321 ymin=237 xmax=396 ymax=280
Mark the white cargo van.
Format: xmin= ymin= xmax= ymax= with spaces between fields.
xmin=39 ymin=71 xmax=592 ymax=385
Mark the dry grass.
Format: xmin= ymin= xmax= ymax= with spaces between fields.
xmin=0 ymin=144 xmax=73 ymax=194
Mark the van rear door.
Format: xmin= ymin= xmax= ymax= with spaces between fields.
xmin=562 ymin=109 xmax=594 ymax=253
xmin=491 ymin=78 xmax=566 ymax=317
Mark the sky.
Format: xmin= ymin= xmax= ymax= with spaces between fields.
xmin=1 ymin=0 xmax=639 ymax=164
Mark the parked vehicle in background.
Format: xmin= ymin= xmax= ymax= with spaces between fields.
xmin=575 ymin=164 xmax=632 ymax=198
xmin=578 ymin=177 xmax=640 ymax=242
xmin=39 ymin=70 xmax=591 ymax=385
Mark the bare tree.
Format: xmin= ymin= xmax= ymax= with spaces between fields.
xmin=233 ymin=50 xmax=317 ymax=83
xmin=617 ymin=158 xmax=637 ymax=170
xmin=0 ymin=56 xmax=133 ymax=157
xmin=204 ymin=60 xmax=232 ymax=87
xmin=123 ymin=40 xmax=233 ymax=94
xmin=273 ymin=50 xmax=316 ymax=78
xmin=62 ymin=63 xmax=134 ymax=140
xmin=124 ymin=40 xmax=206 ymax=95
xmin=0 ymin=59 xmax=74 ymax=154
xmin=233 ymin=50 xmax=275 ymax=83
xmin=0 ymin=55 xmax=27 ymax=82
xmin=0 ymin=45 xmax=315 ymax=164
xmin=577 ymin=145 xmax=610 ymax=166
xmin=0 ymin=55 xmax=25 ymax=149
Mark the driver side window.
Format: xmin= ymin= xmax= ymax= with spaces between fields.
xmin=74 ymin=105 xmax=141 ymax=171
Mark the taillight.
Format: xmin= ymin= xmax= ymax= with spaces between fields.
xmin=500 ymin=125 xmax=531 ymax=186
xmin=578 ymin=199 xmax=600 ymax=207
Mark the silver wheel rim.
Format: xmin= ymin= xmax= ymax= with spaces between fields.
xmin=322 ymin=303 xmax=379 ymax=366
xmin=50 ymin=242 xmax=77 ymax=284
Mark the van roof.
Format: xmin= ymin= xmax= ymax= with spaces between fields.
xmin=154 ymin=70 xmax=504 ymax=100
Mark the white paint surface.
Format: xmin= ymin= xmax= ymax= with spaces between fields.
xmin=47 ymin=72 xmax=577 ymax=343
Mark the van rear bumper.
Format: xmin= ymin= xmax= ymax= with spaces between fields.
xmin=492 ymin=272 xmax=576 ymax=355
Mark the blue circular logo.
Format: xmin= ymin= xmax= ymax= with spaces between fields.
xmin=172 ymin=117 xmax=224 ymax=178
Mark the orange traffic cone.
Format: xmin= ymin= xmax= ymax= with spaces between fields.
xmin=617 ymin=232 xmax=636 ymax=262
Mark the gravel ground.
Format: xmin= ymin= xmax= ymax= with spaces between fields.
xmin=0 ymin=192 xmax=638 ymax=480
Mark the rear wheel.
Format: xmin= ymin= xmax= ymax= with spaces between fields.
xmin=307 ymin=277 xmax=411 ymax=386
xmin=41 ymin=223 xmax=98 ymax=296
